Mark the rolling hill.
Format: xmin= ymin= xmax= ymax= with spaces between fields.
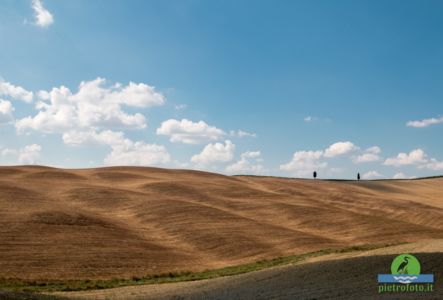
xmin=0 ymin=165 xmax=442 ymax=282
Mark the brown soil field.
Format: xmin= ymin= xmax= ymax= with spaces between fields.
xmin=0 ymin=165 xmax=443 ymax=283
xmin=55 ymin=240 xmax=443 ymax=299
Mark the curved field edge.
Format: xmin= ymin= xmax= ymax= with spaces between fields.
xmin=0 ymin=243 xmax=399 ymax=294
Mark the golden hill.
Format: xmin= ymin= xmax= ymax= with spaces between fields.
xmin=0 ymin=166 xmax=442 ymax=280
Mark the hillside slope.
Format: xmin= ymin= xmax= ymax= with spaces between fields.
xmin=0 ymin=166 xmax=442 ymax=280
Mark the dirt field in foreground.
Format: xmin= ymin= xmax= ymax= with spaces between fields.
xmin=56 ymin=240 xmax=443 ymax=299
xmin=0 ymin=166 xmax=443 ymax=280
xmin=56 ymin=253 xmax=443 ymax=300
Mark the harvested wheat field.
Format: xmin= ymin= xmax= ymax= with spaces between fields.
xmin=0 ymin=165 xmax=442 ymax=285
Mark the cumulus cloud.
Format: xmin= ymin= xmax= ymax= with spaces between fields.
xmin=384 ymin=149 xmax=428 ymax=166
xmin=18 ymin=144 xmax=42 ymax=164
xmin=362 ymin=170 xmax=383 ymax=179
xmin=353 ymin=146 xmax=381 ymax=163
xmin=241 ymin=151 xmax=261 ymax=159
xmin=0 ymin=144 xmax=41 ymax=165
xmin=0 ymin=100 xmax=14 ymax=124
xmin=63 ymin=129 xmax=170 ymax=166
xmin=366 ymin=146 xmax=381 ymax=154
xmin=0 ymin=81 xmax=33 ymax=103
xmin=1 ymin=148 xmax=17 ymax=157
xmin=16 ymin=78 xmax=164 ymax=134
xmin=110 ymin=81 xmax=165 ymax=107
xmin=62 ymin=130 xmax=125 ymax=146
xmin=280 ymin=150 xmax=327 ymax=177
xmin=32 ymin=0 xmax=54 ymax=28
xmin=354 ymin=153 xmax=379 ymax=163
xmin=384 ymin=148 xmax=443 ymax=171
xmin=157 ymin=119 xmax=225 ymax=144
xmin=104 ymin=141 xmax=170 ymax=166
xmin=407 ymin=116 xmax=443 ymax=128
xmin=226 ymin=151 xmax=265 ymax=174
xmin=324 ymin=141 xmax=358 ymax=158
xmin=191 ymin=140 xmax=235 ymax=165
xmin=423 ymin=158 xmax=443 ymax=171
xmin=280 ymin=141 xmax=362 ymax=177
xmin=4 ymin=77 xmax=168 ymax=167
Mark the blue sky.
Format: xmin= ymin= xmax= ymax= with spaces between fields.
xmin=0 ymin=0 xmax=442 ymax=179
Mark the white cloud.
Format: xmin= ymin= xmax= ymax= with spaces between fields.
xmin=303 ymin=116 xmax=329 ymax=123
xmin=16 ymin=78 xmax=164 ymax=134
xmin=280 ymin=141 xmax=361 ymax=177
xmin=230 ymin=130 xmax=257 ymax=138
xmin=62 ymin=128 xmax=171 ymax=166
xmin=354 ymin=153 xmax=380 ymax=163
xmin=63 ymin=129 xmax=171 ymax=166
xmin=241 ymin=151 xmax=261 ymax=159
xmin=104 ymin=141 xmax=170 ymax=166
xmin=18 ymin=144 xmax=42 ymax=164
xmin=1 ymin=148 xmax=17 ymax=157
xmin=366 ymin=146 xmax=381 ymax=154
xmin=191 ymin=140 xmax=235 ymax=165
xmin=32 ymin=0 xmax=54 ymax=28
xmin=109 ymin=81 xmax=165 ymax=107
xmin=362 ymin=170 xmax=383 ymax=179
xmin=407 ymin=116 xmax=443 ymax=128
xmin=384 ymin=148 xmax=443 ymax=171
xmin=0 ymin=81 xmax=33 ymax=103
xmin=0 ymin=100 xmax=14 ymax=124
xmin=226 ymin=151 xmax=265 ymax=174
xmin=384 ymin=149 xmax=428 ymax=167
xmin=422 ymin=158 xmax=443 ymax=171
xmin=393 ymin=172 xmax=407 ymax=179
xmin=62 ymin=130 xmax=125 ymax=146
xmin=157 ymin=119 xmax=225 ymax=144
xmin=1 ymin=144 xmax=41 ymax=165
xmin=324 ymin=141 xmax=358 ymax=158
xmin=280 ymin=150 xmax=327 ymax=177
xmin=353 ymin=146 xmax=381 ymax=163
